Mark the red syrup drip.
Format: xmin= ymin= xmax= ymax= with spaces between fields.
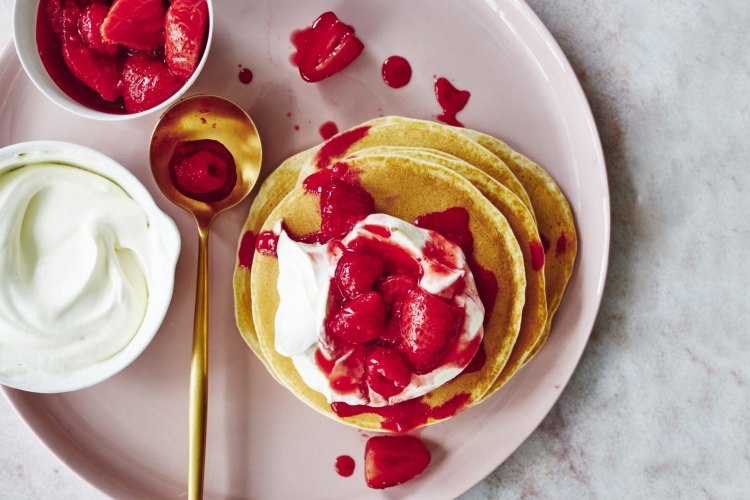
xmin=37 ymin=0 xmax=127 ymax=114
xmin=255 ymin=231 xmax=279 ymax=257
xmin=169 ymin=139 xmax=237 ymax=203
xmin=319 ymin=121 xmax=339 ymax=140
xmin=314 ymin=125 xmax=371 ymax=168
xmin=382 ymin=56 xmax=411 ymax=88
xmin=529 ymin=240 xmax=545 ymax=271
xmin=238 ymin=231 xmax=255 ymax=269
xmin=556 ymin=231 xmax=568 ymax=256
xmin=463 ymin=340 xmax=486 ymax=373
xmin=434 ymin=77 xmax=470 ymax=127
xmin=290 ymin=11 xmax=364 ymax=82
xmin=334 ymin=455 xmax=355 ymax=477
xmin=238 ymin=67 xmax=253 ymax=84
xmin=303 ymin=163 xmax=357 ymax=193
xmin=331 ymin=392 xmax=471 ymax=432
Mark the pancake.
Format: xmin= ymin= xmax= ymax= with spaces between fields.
xmin=346 ymin=146 xmax=547 ymax=396
xmin=250 ymin=156 xmax=526 ymax=430
xmin=233 ymin=150 xmax=309 ymax=377
xmin=295 ymin=116 xmax=534 ymax=215
xmin=457 ymin=129 xmax=577 ymax=357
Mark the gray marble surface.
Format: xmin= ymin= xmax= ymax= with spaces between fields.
xmin=2 ymin=0 xmax=749 ymax=499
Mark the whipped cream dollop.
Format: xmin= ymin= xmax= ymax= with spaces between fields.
xmin=275 ymin=213 xmax=485 ymax=407
xmin=0 ymin=164 xmax=162 ymax=384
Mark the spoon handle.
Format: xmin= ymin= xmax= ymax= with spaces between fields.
xmin=188 ymin=228 xmax=209 ymax=500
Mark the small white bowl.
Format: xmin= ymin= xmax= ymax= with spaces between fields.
xmin=12 ymin=0 xmax=214 ymax=121
xmin=0 ymin=141 xmax=181 ymax=392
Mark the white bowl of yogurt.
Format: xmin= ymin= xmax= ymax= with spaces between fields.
xmin=0 ymin=141 xmax=181 ymax=393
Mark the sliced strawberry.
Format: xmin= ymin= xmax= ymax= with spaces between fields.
xmin=293 ymin=11 xmax=364 ymax=83
xmin=335 ymin=250 xmax=384 ymax=300
xmin=60 ymin=6 xmax=123 ymax=102
xmin=399 ymin=289 xmax=464 ymax=373
xmin=164 ymin=0 xmax=209 ymax=79
xmin=122 ymin=51 xmax=186 ymax=113
xmin=102 ymin=0 xmax=166 ymax=51
xmin=376 ymin=275 xmax=418 ymax=312
xmin=320 ymin=180 xmax=374 ymax=240
xmin=46 ymin=0 xmax=65 ymax=37
xmin=327 ymin=291 xmax=385 ymax=344
xmin=78 ymin=3 xmax=118 ymax=55
xmin=365 ymin=347 xmax=411 ymax=398
xmin=365 ymin=436 xmax=431 ymax=489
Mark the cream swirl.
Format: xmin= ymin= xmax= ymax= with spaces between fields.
xmin=0 ymin=164 xmax=159 ymax=382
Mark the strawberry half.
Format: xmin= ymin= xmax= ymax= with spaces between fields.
xmin=60 ymin=6 xmax=123 ymax=102
xmin=319 ymin=180 xmax=374 ymax=240
xmin=398 ymin=289 xmax=464 ymax=373
xmin=102 ymin=0 xmax=166 ymax=51
xmin=327 ymin=291 xmax=385 ymax=344
xmin=121 ymin=51 xmax=186 ymax=113
xmin=165 ymin=0 xmax=209 ymax=79
xmin=78 ymin=3 xmax=118 ymax=55
xmin=335 ymin=250 xmax=384 ymax=300
xmin=293 ymin=11 xmax=364 ymax=83
xmin=365 ymin=436 xmax=431 ymax=489
xmin=366 ymin=347 xmax=411 ymax=399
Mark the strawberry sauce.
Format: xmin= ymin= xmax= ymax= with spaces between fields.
xmin=315 ymin=125 xmax=371 ymax=168
xmin=255 ymin=231 xmax=279 ymax=257
xmin=529 ymin=240 xmax=545 ymax=271
xmin=335 ymin=455 xmax=355 ymax=477
xmin=434 ymin=77 xmax=470 ymax=127
xmin=319 ymin=121 xmax=339 ymax=140
xmin=382 ymin=56 xmax=412 ymax=88
xmin=238 ymin=231 xmax=255 ymax=269
xmin=238 ymin=67 xmax=253 ymax=84
xmin=169 ymin=139 xmax=237 ymax=202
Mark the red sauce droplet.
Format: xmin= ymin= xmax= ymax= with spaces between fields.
xmin=530 ymin=240 xmax=545 ymax=271
xmin=291 ymin=12 xmax=364 ymax=82
xmin=238 ymin=67 xmax=253 ymax=84
xmin=319 ymin=121 xmax=339 ymax=140
xmin=556 ymin=232 xmax=568 ymax=256
xmin=334 ymin=455 xmax=355 ymax=477
xmin=463 ymin=340 xmax=486 ymax=373
xmin=169 ymin=139 xmax=237 ymax=202
xmin=434 ymin=77 xmax=470 ymax=127
xmin=382 ymin=56 xmax=412 ymax=88
xmin=238 ymin=231 xmax=255 ymax=269
xmin=315 ymin=125 xmax=370 ymax=168
xmin=293 ymin=124 xmax=300 ymax=131
xmin=255 ymin=231 xmax=279 ymax=257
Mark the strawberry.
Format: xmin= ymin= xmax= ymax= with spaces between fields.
xmin=78 ymin=3 xmax=118 ymax=55
xmin=335 ymin=250 xmax=384 ymax=300
xmin=46 ymin=0 xmax=65 ymax=37
xmin=398 ymin=289 xmax=464 ymax=373
xmin=376 ymin=275 xmax=417 ymax=312
xmin=293 ymin=11 xmax=364 ymax=83
xmin=121 ymin=51 xmax=186 ymax=113
xmin=101 ymin=0 xmax=166 ymax=51
xmin=319 ymin=180 xmax=374 ymax=240
xmin=365 ymin=436 xmax=431 ymax=489
xmin=327 ymin=291 xmax=385 ymax=344
xmin=60 ymin=6 xmax=123 ymax=102
xmin=365 ymin=347 xmax=411 ymax=398
xmin=164 ymin=0 xmax=209 ymax=79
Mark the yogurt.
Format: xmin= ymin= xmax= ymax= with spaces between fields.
xmin=274 ymin=213 xmax=485 ymax=406
xmin=0 ymin=163 xmax=163 ymax=384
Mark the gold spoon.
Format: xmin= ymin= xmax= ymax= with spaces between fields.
xmin=149 ymin=95 xmax=262 ymax=500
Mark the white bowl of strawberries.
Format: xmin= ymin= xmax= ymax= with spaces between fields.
xmin=13 ymin=0 xmax=213 ymax=120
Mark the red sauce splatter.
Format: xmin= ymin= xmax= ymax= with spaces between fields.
xmin=319 ymin=121 xmax=339 ymax=140
xmin=169 ymin=139 xmax=237 ymax=203
xmin=530 ymin=241 xmax=545 ymax=271
xmin=334 ymin=455 xmax=355 ymax=477
xmin=434 ymin=77 xmax=470 ymax=127
xmin=556 ymin=232 xmax=568 ymax=256
xmin=331 ymin=392 xmax=470 ymax=432
xmin=238 ymin=67 xmax=253 ymax=84
xmin=463 ymin=341 xmax=486 ymax=373
xmin=293 ymin=124 xmax=300 ymax=131
xmin=255 ymin=231 xmax=279 ymax=257
xmin=314 ymin=125 xmax=370 ymax=168
xmin=238 ymin=231 xmax=255 ymax=269
xmin=382 ymin=56 xmax=411 ymax=88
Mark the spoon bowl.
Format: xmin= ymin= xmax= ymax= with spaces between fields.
xmin=149 ymin=95 xmax=262 ymax=500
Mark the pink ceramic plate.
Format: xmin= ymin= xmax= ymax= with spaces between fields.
xmin=0 ymin=1 xmax=608 ymax=498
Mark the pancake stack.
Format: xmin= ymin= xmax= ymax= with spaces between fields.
xmin=234 ymin=116 xmax=577 ymax=430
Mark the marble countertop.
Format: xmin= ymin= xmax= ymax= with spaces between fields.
xmin=2 ymin=1 xmax=749 ymax=498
